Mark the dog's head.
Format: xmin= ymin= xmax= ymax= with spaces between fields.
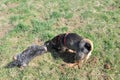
xmin=75 ymin=39 xmax=93 ymax=60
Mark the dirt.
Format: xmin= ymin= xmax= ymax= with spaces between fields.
xmin=104 ymin=63 xmax=111 ymax=69
xmin=0 ymin=3 xmax=18 ymax=38
xmin=0 ymin=26 xmax=7 ymax=39
xmin=88 ymin=56 xmax=98 ymax=65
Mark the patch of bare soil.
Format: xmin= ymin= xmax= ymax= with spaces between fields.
xmin=104 ymin=63 xmax=111 ymax=69
xmin=0 ymin=3 xmax=18 ymax=38
xmin=0 ymin=25 xmax=12 ymax=38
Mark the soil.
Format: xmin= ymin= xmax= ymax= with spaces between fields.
xmin=0 ymin=3 xmax=18 ymax=38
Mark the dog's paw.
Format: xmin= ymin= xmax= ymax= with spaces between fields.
xmin=13 ymin=55 xmax=17 ymax=60
xmin=61 ymin=63 xmax=74 ymax=68
xmin=61 ymin=63 xmax=78 ymax=69
xmin=59 ymin=65 xmax=66 ymax=74
xmin=19 ymin=63 xmax=27 ymax=69
xmin=17 ymin=62 xmax=28 ymax=69
xmin=12 ymin=54 xmax=28 ymax=68
xmin=66 ymin=49 xmax=76 ymax=53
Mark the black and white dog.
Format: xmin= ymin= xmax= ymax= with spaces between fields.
xmin=12 ymin=33 xmax=93 ymax=68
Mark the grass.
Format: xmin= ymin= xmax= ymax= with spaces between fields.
xmin=0 ymin=0 xmax=120 ymax=80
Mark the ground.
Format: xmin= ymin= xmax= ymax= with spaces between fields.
xmin=0 ymin=0 xmax=120 ymax=80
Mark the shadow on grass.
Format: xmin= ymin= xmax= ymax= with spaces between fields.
xmin=50 ymin=50 xmax=76 ymax=63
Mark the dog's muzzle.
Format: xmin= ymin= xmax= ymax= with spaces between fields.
xmin=75 ymin=52 xmax=85 ymax=60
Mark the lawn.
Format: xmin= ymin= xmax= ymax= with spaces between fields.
xmin=0 ymin=0 xmax=120 ymax=80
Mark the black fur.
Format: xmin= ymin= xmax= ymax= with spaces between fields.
xmin=12 ymin=45 xmax=47 ymax=67
xmin=45 ymin=33 xmax=83 ymax=52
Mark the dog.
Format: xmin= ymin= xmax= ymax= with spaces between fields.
xmin=45 ymin=33 xmax=93 ymax=68
xmin=13 ymin=33 xmax=93 ymax=69
xmin=13 ymin=45 xmax=47 ymax=68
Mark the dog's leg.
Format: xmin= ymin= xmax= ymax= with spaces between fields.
xmin=83 ymin=52 xmax=91 ymax=64
xmin=61 ymin=62 xmax=78 ymax=68
xmin=83 ymin=57 xmax=88 ymax=64
xmin=13 ymin=45 xmax=47 ymax=68
xmin=66 ymin=49 xmax=76 ymax=53
xmin=77 ymin=60 xmax=84 ymax=69
xmin=59 ymin=65 xmax=66 ymax=74
xmin=75 ymin=54 xmax=90 ymax=69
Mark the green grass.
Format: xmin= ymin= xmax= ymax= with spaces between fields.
xmin=0 ymin=0 xmax=120 ymax=80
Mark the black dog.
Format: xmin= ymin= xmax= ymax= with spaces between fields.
xmin=45 ymin=33 xmax=93 ymax=68
xmin=12 ymin=33 xmax=93 ymax=68
xmin=12 ymin=45 xmax=47 ymax=68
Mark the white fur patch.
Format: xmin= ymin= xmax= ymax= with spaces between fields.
xmin=86 ymin=52 xmax=91 ymax=60
xmin=44 ymin=46 xmax=47 ymax=51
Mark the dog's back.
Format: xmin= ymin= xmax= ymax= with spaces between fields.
xmin=64 ymin=33 xmax=83 ymax=50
